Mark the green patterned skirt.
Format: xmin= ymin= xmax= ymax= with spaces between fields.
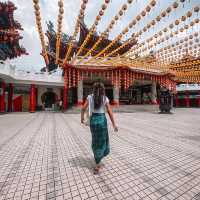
xmin=90 ymin=113 xmax=110 ymax=164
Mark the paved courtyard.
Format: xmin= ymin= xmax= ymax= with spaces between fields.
xmin=0 ymin=108 xmax=200 ymax=200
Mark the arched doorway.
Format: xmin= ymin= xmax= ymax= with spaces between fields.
xmin=41 ymin=91 xmax=56 ymax=109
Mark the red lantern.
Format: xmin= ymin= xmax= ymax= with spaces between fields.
xmin=99 ymin=10 xmax=104 ymax=16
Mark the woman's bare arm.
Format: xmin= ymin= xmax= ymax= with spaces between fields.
xmin=106 ymin=103 xmax=118 ymax=132
xmin=81 ymin=100 xmax=88 ymax=123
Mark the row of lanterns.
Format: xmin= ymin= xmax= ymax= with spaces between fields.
xmin=55 ymin=0 xmax=64 ymax=64
xmin=78 ymin=0 xmax=134 ymax=64
xmin=84 ymin=0 xmax=157 ymax=64
xmin=132 ymin=11 xmax=199 ymax=56
xmin=63 ymin=0 xmax=89 ymax=65
xmin=32 ymin=0 xmax=49 ymax=65
xmin=75 ymin=0 xmax=111 ymax=58
xmin=126 ymin=4 xmax=199 ymax=58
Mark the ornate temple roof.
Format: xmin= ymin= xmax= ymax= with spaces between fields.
xmin=0 ymin=1 xmax=27 ymax=61
xmin=45 ymin=20 xmax=137 ymax=71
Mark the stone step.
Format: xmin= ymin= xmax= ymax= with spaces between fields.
xmin=65 ymin=105 xmax=160 ymax=114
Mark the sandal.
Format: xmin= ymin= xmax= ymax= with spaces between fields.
xmin=93 ymin=166 xmax=100 ymax=175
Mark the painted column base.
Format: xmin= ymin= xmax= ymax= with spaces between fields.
xmin=112 ymin=100 xmax=120 ymax=106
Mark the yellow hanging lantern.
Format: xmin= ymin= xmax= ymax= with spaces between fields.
xmin=102 ymin=4 xmax=107 ymax=10
xmin=166 ymin=7 xmax=172 ymax=13
xmin=146 ymin=6 xmax=151 ymax=12
xmin=147 ymin=23 xmax=151 ymax=29
xmin=143 ymin=27 xmax=147 ymax=32
xmin=169 ymin=24 xmax=174 ymax=29
xmin=181 ymin=16 xmax=186 ymax=21
xmin=173 ymin=2 xmax=178 ymax=9
xmin=175 ymin=20 xmax=179 ymax=25
xmin=194 ymin=6 xmax=200 ymax=13
xmin=163 ymin=28 xmax=168 ymax=32
xmin=184 ymin=24 xmax=189 ymax=29
xmin=161 ymin=11 xmax=166 ymax=17
xmin=96 ymin=15 xmax=101 ymax=21
xmin=151 ymin=20 xmax=156 ymax=26
xmin=119 ymin=10 xmax=123 ymax=16
xmin=81 ymin=4 xmax=86 ymax=10
xmin=136 ymin=15 xmax=141 ymax=21
xmin=141 ymin=11 xmax=146 ymax=16
xmin=122 ymin=4 xmax=127 ymax=10
xmin=115 ymin=15 xmax=119 ymax=20
xmin=34 ymin=4 xmax=40 ymax=11
xmin=190 ymin=21 xmax=194 ymax=26
xmin=150 ymin=0 xmax=156 ymax=7
xmin=187 ymin=11 xmax=192 ymax=18
xmin=156 ymin=15 xmax=161 ymax=21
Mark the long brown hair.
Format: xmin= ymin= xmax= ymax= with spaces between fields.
xmin=93 ymin=82 xmax=105 ymax=109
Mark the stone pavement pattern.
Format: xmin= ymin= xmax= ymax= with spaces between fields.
xmin=0 ymin=108 xmax=200 ymax=200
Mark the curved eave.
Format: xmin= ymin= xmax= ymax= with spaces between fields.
xmin=73 ymin=64 xmax=175 ymax=77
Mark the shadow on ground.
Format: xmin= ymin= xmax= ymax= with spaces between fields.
xmin=68 ymin=156 xmax=95 ymax=171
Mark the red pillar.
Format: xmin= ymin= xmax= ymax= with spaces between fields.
xmin=29 ymin=84 xmax=36 ymax=113
xmin=185 ymin=91 xmax=190 ymax=107
xmin=198 ymin=91 xmax=200 ymax=108
xmin=0 ymin=81 xmax=6 ymax=113
xmin=63 ymin=70 xmax=68 ymax=110
xmin=8 ymin=83 xmax=14 ymax=112
xmin=175 ymin=93 xmax=179 ymax=107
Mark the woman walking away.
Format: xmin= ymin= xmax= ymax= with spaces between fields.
xmin=81 ymin=82 xmax=118 ymax=174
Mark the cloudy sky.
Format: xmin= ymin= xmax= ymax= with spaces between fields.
xmin=3 ymin=0 xmax=199 ymax=71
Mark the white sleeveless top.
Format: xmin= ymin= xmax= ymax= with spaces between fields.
xmin=87 ymin=94 xmax=109 ymax=114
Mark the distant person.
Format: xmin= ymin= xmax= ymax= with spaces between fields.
xmin=59 ymin=99 xmax=63 ymax=111
xmin=81 ymin=82 xmax=118 ymax=174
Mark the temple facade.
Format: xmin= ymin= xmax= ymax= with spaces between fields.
xmin=0 ymin=62 xmax=179 ymax=113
